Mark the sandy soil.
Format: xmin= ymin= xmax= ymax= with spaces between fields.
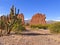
xmin=0 ymin=28 xmax=60 ymax=45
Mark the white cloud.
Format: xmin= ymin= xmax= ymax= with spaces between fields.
xmin=54 ymin=20 xmax=60 ymax=21
xmin=25 ymin=18 xmax=31 ymax=20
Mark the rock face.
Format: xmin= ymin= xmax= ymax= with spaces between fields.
xmin=17 ymin=13 xmax=25 ymax=25
xmin=30 ymin=13 xmax=46 ymax=25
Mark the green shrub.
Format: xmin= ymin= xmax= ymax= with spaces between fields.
xmin=12 ymin=24 xmax=25 ymax=34
xmin=48 ymin=22 xmax=60 ymax=33
xmin=14 ymin=26 xmax=25 ymax=34
xmin=30 ymin=25 xmax=38 ymax=28
xmin=30 ymin=24 xmax=48 ymax=29
xmin=38 ymin=24 xmax=48 ymax=29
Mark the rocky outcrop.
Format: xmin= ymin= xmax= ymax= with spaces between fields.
xmin=30 ymin=13 xmax=46 ymax=25
xmin=17 ymin=13 xmax=25 ymax=25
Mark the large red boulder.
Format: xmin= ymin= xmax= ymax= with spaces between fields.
xmin=30 ymin=13 xmax=46 ymax=25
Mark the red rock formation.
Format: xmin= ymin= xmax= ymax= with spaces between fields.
xmin=30 ymin=13 xmax=46 ymax=25
xmin=17 ymin=13 xmax=25 ymax=25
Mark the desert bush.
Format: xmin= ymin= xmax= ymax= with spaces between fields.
xmin=14 ymin=26 xmax=25 ymax=34
xmin=12 ymin=21 xmax=25 ymax=34
xmin=30 ymin=25 xmax=38 ymax=28
xmin=38 ymin=24 xmax=48 ymax=29
xmin=30 ymin=24 xmax=48 ymax=29
xmin=48 ymin=22 xmax=60 ymax=33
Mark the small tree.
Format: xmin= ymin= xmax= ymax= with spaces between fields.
xmin=5 ymin=5 xmax=25 ymax=34
xmin=0 ymin=5 xmax=25 ymax=35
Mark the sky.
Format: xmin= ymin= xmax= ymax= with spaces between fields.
xmin=0 ymin=0 xmax=60 ymax=21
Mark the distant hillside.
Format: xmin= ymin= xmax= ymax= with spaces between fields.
xmin=24 ymin=20 xmax=60 ymax=24
xmin=46 ymin=20 xmax=56 ymax=24
xmin=46 ymin=20 xmax=60 ymax=24
xmin=24 ymin=20 xmax=30 ymax=24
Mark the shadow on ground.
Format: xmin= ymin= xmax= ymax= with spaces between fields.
xmin=3 ymin=30 xmax=52 ymax=36
xmin=19 ymin=30 xmax=52 ymax=36
xmin=19 ymin=33 xmax=51 ymax=36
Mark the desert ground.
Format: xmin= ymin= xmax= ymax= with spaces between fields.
xmin=0 ymin=28 xmax=60 ymax=45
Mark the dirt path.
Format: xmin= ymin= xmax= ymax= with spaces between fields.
xmin=0 ymin=28 xmax=60 ymax=45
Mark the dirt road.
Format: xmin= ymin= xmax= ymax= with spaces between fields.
xmin=0 ymin=28 xmax=60 ymax=45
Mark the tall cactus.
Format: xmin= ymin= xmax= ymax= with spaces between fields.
xmin=17 ymin=9 xmax=19 ymax=15
xmin=0 ymin=5 xmax=24 ymax=35
xmin=15 ymin=7 xmax=16 ymax=15
xmin=6 ymin=5 xmax=21 ymax=34
xmin=10 ymin=5 xmax=15 ymax=19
